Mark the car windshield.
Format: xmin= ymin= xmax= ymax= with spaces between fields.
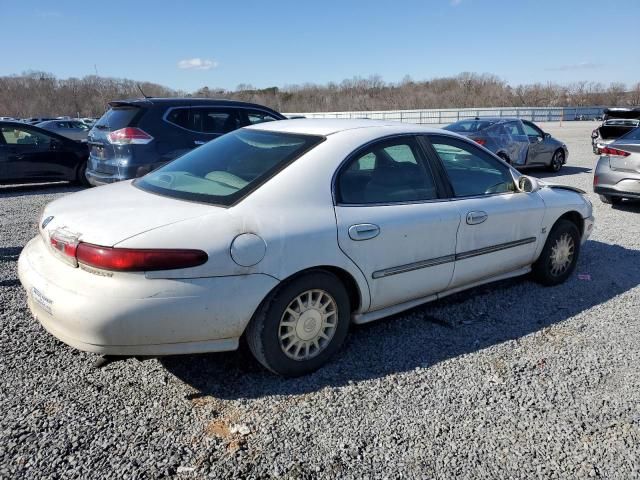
xmin=444 ymin=120 xmax=497 ymax=133
xmin=136 ymin=129 xmax=324 ymax=206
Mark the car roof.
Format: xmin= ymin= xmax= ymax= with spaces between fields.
xmin=110 ymin=97 xmax=283 ymax=111
xmin=452 ymin=117 xmax=523 ymax=123
xmin=246 ymin=118 xmax=452 ymax=136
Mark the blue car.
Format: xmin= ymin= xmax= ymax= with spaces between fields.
xmin=444 ymin=117 xmax=568 ymax=172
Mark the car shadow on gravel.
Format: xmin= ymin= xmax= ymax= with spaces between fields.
xmin=532 ymin=166 xmax=592 ymax=179
xmin=611 ymin=199 xmax=640 ymax=212
xmin=0 ymin=183 xmax=83 ymax=197
xmin=161 ymin=239 xmax=640 ymax=399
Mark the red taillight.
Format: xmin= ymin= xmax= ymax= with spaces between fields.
xmin=76 ymin=243 xmax=207 ymax=271
xmin=471 ymin=137 xmax=486 ymax=146
xmin=50 ymin=235 xmax=78 ymax=257
xmin=600 ymin=146 xmax=630 ymax=157
xmin=593 ymin=175 xmax=598 ymax=186
xmin=107 ymin=127 xmax=153 ymax=145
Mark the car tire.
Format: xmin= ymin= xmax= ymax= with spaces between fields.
xmin=246 ymin=271 xmax=350 ymax=377
xmin=599 ymin=194 xmax=622 ymax=205
xmin=75 ymin=160 xmax=91 ymax=187
xmin=547 ymin=150 xmax=564 ymax=172
xmin=532 ymin=219 xmax=580 ymax=286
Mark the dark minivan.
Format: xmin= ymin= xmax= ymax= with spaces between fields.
xmin=86 ymin=98 xmax=286 ymax=186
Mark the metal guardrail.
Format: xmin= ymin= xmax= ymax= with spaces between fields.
xmin=285 ymin=106 xmax=605 ymax=124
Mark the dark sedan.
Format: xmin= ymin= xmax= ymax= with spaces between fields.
xmin=444 ymin=118 xmax=568 ymax=172
xmin=0 ymin=121 xmax=89 ymax=186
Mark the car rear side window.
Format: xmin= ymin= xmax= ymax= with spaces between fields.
xmin=337 ymin=137 xmax=438 ymax=204
xmin=428 ymin=135 xmax=515 ymax=197
xmin=166 ymin=107 xmax=241 ymax=135
xmin=444 ymin=120 xmax=496 ymax=133
xmin=136 ymin=129 xmax=324 ymax=206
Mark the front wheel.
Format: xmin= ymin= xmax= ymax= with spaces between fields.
xmin=547 ymin=150 xmax=564 ymax=172
xmin=532 ymin=220 xmax=580 ymax=286
xmin=246 ymin=271 xmax=350 ymax=377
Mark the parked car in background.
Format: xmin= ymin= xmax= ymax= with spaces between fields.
xmin=444 ymin=118 xmax=568 ymax=172
xmin=594 ymin=126 xmax=640 ymax=205
xmin=591 ymin=108 xmax=640 ymax=154
xmin=36 ymin=120 xmax=91 ymax=142
xmin=23 ymin=117 xmax=55 ymax=125
xmin=85 ymin=98 xmax=286 ymax=186
xmin=0 ymin=121 xmax=89 ymax=185
xmin=0 ymin=116 xmax=19 ymax=122
xmin=78 ymin=117 xmax=97 ymax=127
xmin=18 ymin=119 xmax=593 ymax=376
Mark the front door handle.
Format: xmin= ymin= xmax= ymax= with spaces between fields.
xmin=194 ymin=140 xmax=206 ymax=146
xmin=348 ymin=223 xmax=380 ymax=241
xmin=466 ymin=211 xmax=488 ymax=225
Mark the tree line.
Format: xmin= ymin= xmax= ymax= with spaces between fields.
xmin=1 ymin=71 xmax=639 ymax=118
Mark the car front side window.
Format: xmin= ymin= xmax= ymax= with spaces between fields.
xmin=337 ymin=137 xmax=438 ymax=204
xmin=428 ymin=135 xmax=515 ymax=197
xmin=522 ymin=121 xmax=543 ymax=139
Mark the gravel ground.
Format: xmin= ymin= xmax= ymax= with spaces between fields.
xmin=1 ymin=122 xmax=639 ymax=479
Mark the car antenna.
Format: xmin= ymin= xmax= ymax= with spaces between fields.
xmin=137 ymin=84 xmax=151 ymax=99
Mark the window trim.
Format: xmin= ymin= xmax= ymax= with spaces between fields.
xmin=332 ymin=133 xmax=447 ymax=207
xmin=421 ymin=133 xmax=519 ymax=200
xmin=162 ymin=106 xmax=283 ymax=135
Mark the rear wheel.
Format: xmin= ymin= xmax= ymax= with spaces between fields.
xmin=75 ymin=160 xmax=91 ymax=187
xmin=532 ymin=219 xmax=580 ymax=286
xmin=599 ymin=194 xmax=622 ymax=205
xmin=246 ymin=271 xmax=350 ymax=377
xmin=547 ymin=150 xmax=564 ymax=172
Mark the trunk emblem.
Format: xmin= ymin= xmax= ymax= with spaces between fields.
xmin=41 ymin=216 xmax=54 ymax=229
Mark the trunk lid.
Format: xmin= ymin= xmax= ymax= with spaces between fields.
xmin=608 ymin=142 xmax=640 ymax=173
xmin=41 ymin=180 xmax=217 ymax=247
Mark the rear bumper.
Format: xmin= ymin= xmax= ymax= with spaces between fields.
xmin=85 ymin=169 xmax=128 ymax=186
xmin=594 ymin=159 xmax=640 ymax=198
xmin=17 ymin=236 xmax=279 ymax=356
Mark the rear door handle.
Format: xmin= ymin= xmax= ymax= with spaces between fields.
xmin=466 ymin=211 xmax=488 ymax=225
xmin=348 ymin=223 xmax=380 ymax=241
xmin=194 ymin=140 xmax=206 ymax=146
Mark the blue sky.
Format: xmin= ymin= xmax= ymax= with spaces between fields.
xmin=1 ymin=0 xmax=638 ymax=92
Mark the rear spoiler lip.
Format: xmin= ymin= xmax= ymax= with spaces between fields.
xmin=108 ymin=99 xmax=151 ymax=108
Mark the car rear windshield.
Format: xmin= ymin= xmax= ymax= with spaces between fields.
xmin=618 ymin=126 xmax=640 ymax=141
xmin=93 ymin=106 xmax=141 ymax=131
xmin=135 ymin=129 xmax=324 ymax=206
xmin=444 ymin=120 xmax=497 ymax=133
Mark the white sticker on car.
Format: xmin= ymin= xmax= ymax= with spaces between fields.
xmin=32 ymin=287 xmax=53 ymax=315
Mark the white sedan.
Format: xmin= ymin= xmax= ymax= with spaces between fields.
xmin=18 ymin=120 xmax=594 ymax=376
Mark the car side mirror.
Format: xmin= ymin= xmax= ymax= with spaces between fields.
xmin=543 ymin=132 xmax=551 ymax=139
xmin=517 ymin=175 xmax=540 ymax=193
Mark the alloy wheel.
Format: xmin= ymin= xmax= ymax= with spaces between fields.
xmin=278 ymin=289 xmax=338 ymax=361
xmin=549 ymin=232 xmax=575 ymax=276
